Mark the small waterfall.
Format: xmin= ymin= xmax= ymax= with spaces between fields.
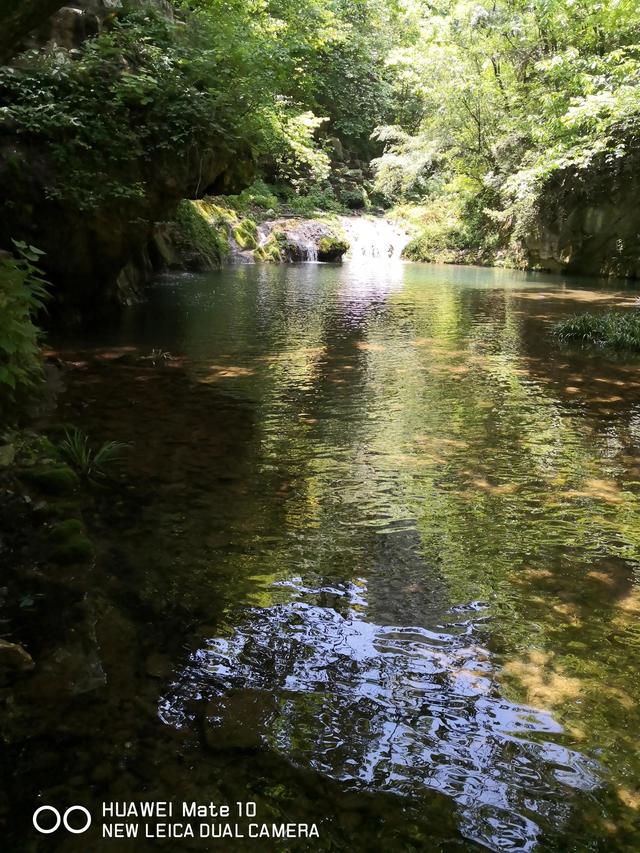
xmin=257 ymin=219 xmax=326 ymax=263
xmin=339 ymin=216 xmax=409 ymax=262
xmin=301 ymin=240 xmax=318 ymax=263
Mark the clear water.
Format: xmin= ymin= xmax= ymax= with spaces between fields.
xmin=17 ymin=258 xmax=640 ymax=851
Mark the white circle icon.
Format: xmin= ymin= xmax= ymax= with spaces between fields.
xmin=33 ymin=805 xmax=92 ymax=834
xmin=32 ymin=806 xmax=61 ymax=834
xmin=63 ymin=806 xmax=92 ymax=834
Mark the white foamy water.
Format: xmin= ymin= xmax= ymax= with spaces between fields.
xmin=339 ymin=215 xmax=410 ymax=261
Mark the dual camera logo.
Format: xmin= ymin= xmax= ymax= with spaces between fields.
xmin=33 ymin=805 xmax=92 ymax=835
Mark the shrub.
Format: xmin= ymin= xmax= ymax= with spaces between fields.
xmin=0 ymin=242 xmax=48 ymax=418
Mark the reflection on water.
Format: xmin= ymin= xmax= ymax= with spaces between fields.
xmin=29 ymin=258 xmax=640 ymax=851
xmin=161 ymin=580 xmax=598 ymax=852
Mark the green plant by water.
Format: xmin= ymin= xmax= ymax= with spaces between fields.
xmin=553 ymin=311 xmax=640 ymax=351
xmin=58 ymin=427 xmax=130 ymax=483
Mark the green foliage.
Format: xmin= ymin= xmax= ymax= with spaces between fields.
xmin=374 ymin=0 xmax=640 ymax=260
xmin=553 ymin=311 xmax=640 ymax=351
xmin=58 ymin=427 xmax=130 ymax=483
xmin=218 ymin=180 xmax=346 ymax=217
xmin=0 ymin=10 xmax=229 ymax=209
xmin=224 ymin=181 xmax=281 ymax=214
xmin=286 ymin=185 xmax=344 ymax=215
xmin=0 ymin=3 xmax=378 ymax=211
xmin=371 ymin=127 xmax=439 ymax=202
xmin=0 ymin=241 xmax=48 ymax=416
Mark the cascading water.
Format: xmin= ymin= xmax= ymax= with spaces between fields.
xmin=339 ymin=215 xmax=410 ymax=261
xmin=302 ymin=239 xmax=318 ymax=263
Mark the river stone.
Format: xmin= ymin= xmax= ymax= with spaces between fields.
xmin=0 ymin=639 xmax=35 ymax=673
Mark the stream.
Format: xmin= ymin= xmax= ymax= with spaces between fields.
xmin=12 ymin=240 xmax=640 ymax=850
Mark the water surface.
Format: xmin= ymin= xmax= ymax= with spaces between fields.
xmin=21 ymin=259 xmax=640 ymax=850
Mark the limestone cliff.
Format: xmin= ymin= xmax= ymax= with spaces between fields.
xmin=523 ymin=144 xmax=640 ymax=279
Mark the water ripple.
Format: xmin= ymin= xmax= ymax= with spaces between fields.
xmin=159 ymin=582 xmax=599 ymax=852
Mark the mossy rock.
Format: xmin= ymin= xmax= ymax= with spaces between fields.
xmin=50 ymin=535 xmax=94 ymax=565
xmin=21 ymin=465 xmax=80 ymax=495
xmin=48 ymin=518 xmax=85 ymax=543
xmin=173 ymin=200 xmax=229 ymax=268
xmin=254 ymin=242 xmax=282 ymax=263
xmin=233 ymin=218 xmax=258 ymax=250
xmin=318 ymin=235 xmax=349 ymax=261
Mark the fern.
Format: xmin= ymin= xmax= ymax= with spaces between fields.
xmin=0 ymin=241 xmax=49 ymax=417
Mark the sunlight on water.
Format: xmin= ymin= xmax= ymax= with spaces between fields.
xmin=160 ymin=579 xmax=599 ymax=852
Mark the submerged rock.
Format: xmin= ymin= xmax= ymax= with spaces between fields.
xmin=0 ymin=639 xmax=35 ymax=674
xmin=203 ymin=688 xmax=276 ymax=752
xmin=21 ymin=464 xmax=80 ymax=495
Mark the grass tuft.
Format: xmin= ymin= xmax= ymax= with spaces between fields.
xmin=553 ymin=311 xmax=640 ymax=351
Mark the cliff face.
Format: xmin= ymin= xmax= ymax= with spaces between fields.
xmin=0 ymin=0 xmax=66 ymax=60
xmin=523 ymin=146 xmax=640 ymax=280
xmin=0 ymin=138 xmax=252 ymax=315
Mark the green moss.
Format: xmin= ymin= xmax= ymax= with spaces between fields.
xmin=254 ymin=242 xmax=282 ymax=263
xmin=48 ymin=518 xmax=85 ymax=542
xmin=254 ymin=231 xmax=284 ymax=263
xmin=553 ymin=311 xmax=640 ymax=351
xmin=174 ymin=200 xmax=230 ymax=267
xmin=47 ymin=516 xmax=93 ymax=564
xmin=21 ymin=464 xmax=80 ymax=495
xmin=50 ymin=535 xmax=94 ymax=565
xmin=318 ymin=235 xmax=349 ymax=260
xmin=233 ymin=218 xmax=258 ymax=250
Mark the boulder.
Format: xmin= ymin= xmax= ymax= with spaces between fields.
xmin=257 ymin=218 xmax=350 ymax=263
